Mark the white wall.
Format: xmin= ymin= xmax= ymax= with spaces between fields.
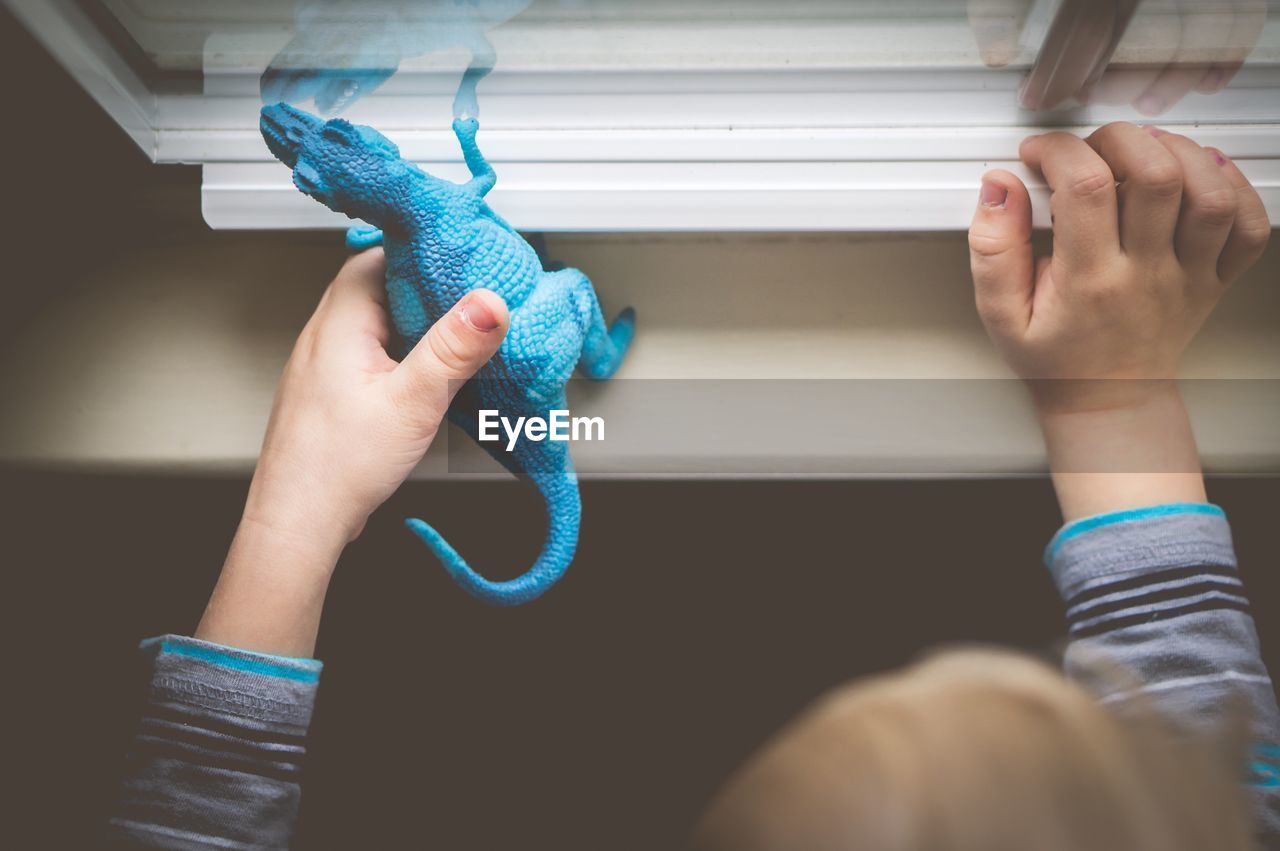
xmin=1 ymin=231 xmax=1276 ymax=476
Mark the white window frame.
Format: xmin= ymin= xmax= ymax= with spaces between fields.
xmin=9 ymin=0 xmax=1280 ymax=231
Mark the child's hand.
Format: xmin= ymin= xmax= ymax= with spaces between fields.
xmin=969 ymin=122 xmax=1269 ymax=414
xmin=243 ymin=248 xmax=509 ymax=549
xmin=968 ymin=123 xmax=1270 ymax=520
xmin=196 ymin=249 xmax=508 ymax=656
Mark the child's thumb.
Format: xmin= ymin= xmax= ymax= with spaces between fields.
xmin=393 ymin=289 xmax=510 ymax=408
xmin=968 ymin=169 xmax=1035 ymax=334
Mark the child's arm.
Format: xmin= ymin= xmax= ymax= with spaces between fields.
xmin=106 ymin=250 xmax=509 ymax=848
xmin=968 ymin=124 xmax=1279 ymax=838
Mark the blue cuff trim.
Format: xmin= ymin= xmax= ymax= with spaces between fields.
xmin=1045 ymin=502 xmax=1225 ymax=564
xmin=1251 ymin=744 xmax=1280 ymax=789
xmin=141 ymin=636 xmax=322 ymax=683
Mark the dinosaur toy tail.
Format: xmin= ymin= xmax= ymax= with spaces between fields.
xmin=405 ymin=470 xmax=580 ymax=606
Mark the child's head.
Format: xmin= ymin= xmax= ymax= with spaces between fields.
xmin=693 ymin=649 xmax=1251 ymax=851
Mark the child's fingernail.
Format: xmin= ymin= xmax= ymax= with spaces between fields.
xmin=1210 ymin=148 xmax=1229 ymax=166
xmin=980 ymin=180 xmax=1008 ymax=208
xmin=1136 ymin=93 xmax=1166 ymax=115
xmin=460 ymin=293 xmax=500 ymax=332
xmin=1144 ymin=124 xmax=1166 ymax=137
xmin=1201 ymin=68 xmax=1226 ymax=92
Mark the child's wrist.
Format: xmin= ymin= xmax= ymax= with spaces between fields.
xmin=1035 ymin=384 xmax=1207 ymax=521
xmin=194 ymin=515 xmax=343 ymax=658
xmin=230 ymin=512 xmax=348 ymax=581
xmin=1027 ymin=377 xmax=1181 ymax=419
xmin=242 ymin=460 xmax=370 ymax=554
xmin=1034 ymin=379 xmax=1188 ymax=440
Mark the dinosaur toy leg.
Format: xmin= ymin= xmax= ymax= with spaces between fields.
xmin=555 ymin=269 xmax=635 ymax=380
xmin=480 ymin=273 xmax=593 ymax=408
xmin=453 ymin=117 xmax=496 ymax=196
xmin=346 ymin=223 xmax=384 ymax=249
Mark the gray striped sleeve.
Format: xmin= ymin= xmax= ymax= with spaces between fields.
xmin=106 ymin=635 xmax=322 ymax=850
xmin=1048 ymin=504 xmax=1280 ymax=846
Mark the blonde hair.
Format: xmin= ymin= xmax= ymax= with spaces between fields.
xmin=693 ymin=649 xmax=1251 ymax=851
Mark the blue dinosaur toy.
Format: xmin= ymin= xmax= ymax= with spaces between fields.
xmin=261 ymin=103 xmax=634 ymax=605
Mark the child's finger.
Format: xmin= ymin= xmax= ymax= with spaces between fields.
xmin=1195 ymin=0 xmax=1264 ymax=93
xmin=1153 ymin=132 xmax=1237 ymax=281
xmin=966 ymin=0 xmax=1029 ymax=68
xmin=1019 ymin=133 xmax=1120 ymax=272
xmin=1133 ymin=3 xmax=1236 ymax=114
xmin=1084 ymin=123 xmax=1183 ymax=259
xmin=969 ymin=169 xmax=1035 ymax=333
xmin=327 ymin=247 xmax=388 ymax=310
xmin=314 ymin=247 xmax=392 ymax=346
xmin=392 ymin=288 xmax=510 ymax=413
xmin=1213 ymin=152 xmax=1272 ymax=285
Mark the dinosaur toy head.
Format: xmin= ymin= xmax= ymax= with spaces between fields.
xmin=261 ymin=102 xmax=430 ymax=214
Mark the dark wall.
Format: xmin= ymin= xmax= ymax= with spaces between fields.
xmin=5 ymin=472 xmax=1278 ymax=849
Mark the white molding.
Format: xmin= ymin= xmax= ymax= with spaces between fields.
xmin=187 ymin=66 xmax=1280 ymax=230
xmin=162 ymin=119 xmax=1280 ymax=162
xmin=10 ymin=0 xmax=1280 ymax=230
xmin=201 ymin=134 xmax=1280 ymax=231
